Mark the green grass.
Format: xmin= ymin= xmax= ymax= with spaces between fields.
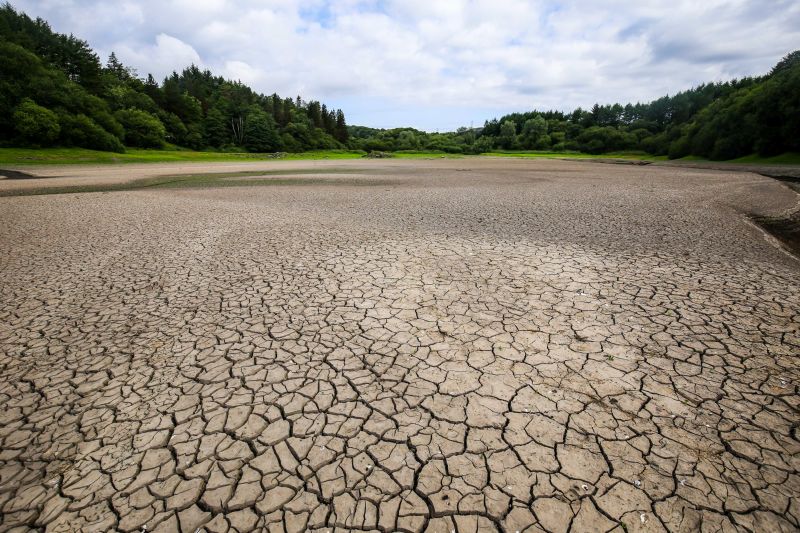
xmin=670 ymin=153 xmax=800 ymax=165
xmin=0 ymin=146 xmax=659 ymax=166
xmin=485 ymin=150 xmax=800 ymax=165
xmin=672 ymin=155 xmax=708 ymax=161
xmin=0 ymin=147 xmax=368 ymax=166
xmin=391 ymin=150 xmax=464 ymax=159
xmin=3 ymin=146 xmax=797 ymax=167
xmin=0 ymin=168 xmax=391 ymax=197
xmin=274 ymin=150 xmax=368 ymax=160
xmin=481 ymin=150 xmax=666 ymax=161
xmin=727 ymin=152 xmax=800 ymax=165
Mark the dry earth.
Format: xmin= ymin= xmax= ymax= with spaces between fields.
xmin=0 ymin=158 xmax=798 ymax=533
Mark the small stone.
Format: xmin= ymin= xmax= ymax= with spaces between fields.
xmin=634 ymin=479 xmax=641 ymax=488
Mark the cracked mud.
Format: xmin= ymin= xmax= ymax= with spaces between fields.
xmin=0 ymin=158 xmax=799 ymax=532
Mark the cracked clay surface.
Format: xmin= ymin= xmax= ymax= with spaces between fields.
xmin=0 ymin=158 xmax=798 ymax=532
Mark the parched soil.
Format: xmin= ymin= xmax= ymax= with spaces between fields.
xmin=0 ymin=158 xmax=798 ymax=533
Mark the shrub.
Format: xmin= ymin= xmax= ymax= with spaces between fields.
xmin=159 ymin=111 xmax=188 ymax=145
xmin=244 ymin=109 xmax=281 ymax=152
xmin=89 ymin=108 xmax=125 ymax=140
xmin=115 ymin=108 xmax=166 ymax=148
xmin=13 ymin=98 xmax=60 ymax=145
xmin=667 ymin=136 xmax=691 ymax=159
xmin=60 ymin=113 xmax=125 ymax=152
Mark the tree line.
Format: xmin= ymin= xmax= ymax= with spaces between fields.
xmin=0 ymin=3 xmax=348 ymax=153
xmin=350 ymin=51 xmax=799 ymax=160
xmin=1 ymin=3 xmax=797 ymax=160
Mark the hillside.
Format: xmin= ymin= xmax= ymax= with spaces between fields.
xmin=0 ymin=3 xmax=348 ymax=153
xmin=348 ymin=52 xmax=799 ymax=160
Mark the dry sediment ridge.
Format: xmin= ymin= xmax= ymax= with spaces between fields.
xmin=0 ymin=158 xmax=798 ymax=532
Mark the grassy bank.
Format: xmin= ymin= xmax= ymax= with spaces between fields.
xmin=2 ymin=147 xmax=798 ymax=167
xmin=389 ymin=150 xmax=464 ymax=159
xmin=0 ymin=147 xmax=472 ymax=166
xmin=483 ymin=150 xmax=800 ymax=165
xmin=482 ymin=150 xmax=667 ymax=161
xmin=0 ymin=147 xmax=663 ymax=165
xmin=728 ymin=153 xmax=800 ymax=165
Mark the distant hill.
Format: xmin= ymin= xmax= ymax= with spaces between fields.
xmin=348 ymin=52 xmax=799 ymax=160
xmin=0 ymin=3 xmax=348 ymax=153
xmin=477 ymin=51 xmax=800 ymax=160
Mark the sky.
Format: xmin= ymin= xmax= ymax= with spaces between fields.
xmin=12 ymin=0 xmax=800 ymax=131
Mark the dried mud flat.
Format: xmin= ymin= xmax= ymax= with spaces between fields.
xmin=0 ymin=158 xmax=799 ymax=533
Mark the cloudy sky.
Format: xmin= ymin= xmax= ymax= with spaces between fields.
xmin=13 ymin=0 xmax=800 ymax=131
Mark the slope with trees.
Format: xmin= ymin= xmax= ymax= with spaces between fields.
xmin=0 ymin=3 xmax=348 ymax=153
xmin=349 ymin=52 xmax=799 ymax=160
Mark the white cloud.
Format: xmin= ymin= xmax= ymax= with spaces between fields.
xmin=113 ymin=34 xmax=202 ymax=79
xmin=221 ymin=60 xmax=264 ymax=86
xmin=11 ymin=0 xmax=800 ymax=130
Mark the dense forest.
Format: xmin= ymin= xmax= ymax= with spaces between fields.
xmin=1 ymin=3 xmax=797 ymax=160
xmin=351 ymin=51 xmax=800 ymax=160
xmin=0 ymin=3 xmax=348 ymax=153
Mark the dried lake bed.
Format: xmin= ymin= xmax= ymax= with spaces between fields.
xmin=0 ymin=158 xmax=798 ymax=532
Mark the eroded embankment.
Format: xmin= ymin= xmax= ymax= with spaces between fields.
xmin=751 ymin=207 xmax=800 ymax=259
xmin=749 ymin=173 xmax=800 ymax=258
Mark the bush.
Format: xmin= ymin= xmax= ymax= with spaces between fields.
xmin=89 ymin=108 xmax=124 ymax=141
xmin=184 ymin=124 xmax=204 ymax=150
xmin=439 ymin=144 xmax=464 ymax=154
xmin=244 ymin=109 xmax=281 ymax=152
xmin=640 ymin=132 xmax=669 ymax=155
xmin=218 ymin=144 xmax=246 ymax=153
xmin=710 ymin=137 xmax=741 ymax=160
xmin=279 ymin=133 xmax=302 ymax=153
xmin=363 ymin=139 xmax=392 ymax=152
xmin=13 ymin=98 xmax=60 ymax=145
xmin=308 ymin=129 xmax=340 ymax=150
xmin=159 ymin=111 xmax=188 ymax=145
xmin=60 ymin=113 xmax=125 ymax=152
xmin=667 ymin=136 xmax=691 ymax=159
xmin=115 ymin=108 xmax=166 ymax=148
